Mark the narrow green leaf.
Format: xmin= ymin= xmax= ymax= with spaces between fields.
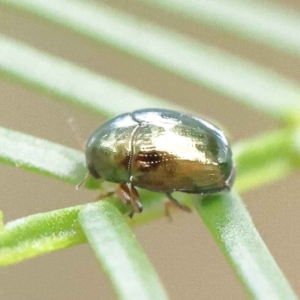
xmin=0 ymin=205 xmax=86 ymax=266
xmin=0 ymin=195 xmax=164 ymax=267
xmin=235 ymin=160 xmax=293 ymax=193
xmin=79 ymin=202 xmax=169 ymax=300
xmin=141 ymin=0 xmax=300 ymax=58
xmin=193 ymin=191 xmax=297 ymax=299
xmin=233 ymin=129 xmax=298 ymax=192
xmin=0 ymin=127 xmax=95 ymax=187
xmin=0 ymin=35 xmax=179 ymax=117
xmin=2 ymin=1 xmax=300 ymax=117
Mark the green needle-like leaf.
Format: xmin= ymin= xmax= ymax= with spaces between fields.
xmin=233 ymin=129 xmax=298 ymax=192
xmin=79 ymin=202 xmax=169 ymax=300
xmin=0 ymin=127 xmax=94 ymax=187
xmin=194 ymin=191 xmax=297 ymax=299
xmin=0 ymin=205 xmax=86 ymax=266
xmin=0 ymin=35 xmax=179 ymax=117
xmin=1 ymin=1 xmax=300 ymax=117
xmin=0 ymin=196 xmax=165 ymax=267
xmin=141 ymin=0 xmax=300 ymax=58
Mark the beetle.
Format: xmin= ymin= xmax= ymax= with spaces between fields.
xmin=85 ymin=108 xmax=235 ymax=217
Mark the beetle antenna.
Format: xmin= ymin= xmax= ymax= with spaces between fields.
xmin=67 ymin=117 xmax=86 ymax=151
xmin=76 ymin=172 xmax=90 ymax=190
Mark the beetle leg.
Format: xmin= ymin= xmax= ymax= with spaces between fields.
xmin=165 ymin=193 xmax=192 ymax=216
xmin=97 ymin=190 xmax=115 ymax=200
xmin=164 ymin=202 xmax=176 ymax=221
xmin=128 ymin=183 xmax=143 ymax=218
xmin=96 ymin=184 xmax=126 ymax=201
xmin=119 ymin=183 xmax=143 ymax=218
xmin=117 ymin=183 xmax=132 ymax=205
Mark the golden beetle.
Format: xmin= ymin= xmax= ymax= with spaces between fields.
xmin=85 ymin=109 xmax=235 ymax=217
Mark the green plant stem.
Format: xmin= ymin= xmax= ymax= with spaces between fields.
xmin=1 ymin=2 xmax=300 ymax=117
xmin=193 ymin=191 xmax=297 ymax=299
xmin=79 ymin=202 xmax=169 ymax=300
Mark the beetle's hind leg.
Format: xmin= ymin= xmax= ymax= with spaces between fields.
xmin=119 ymin=183 xmax=143 ymax=218
xmin=165 ymin=193 xmax=191 ymax=218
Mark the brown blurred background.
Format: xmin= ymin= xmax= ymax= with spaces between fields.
xmin=0 ymin=1 xmax=300 ymax=299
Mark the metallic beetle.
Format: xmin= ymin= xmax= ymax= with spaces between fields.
xmin=85 ymin=108 xmax=235 ymax=217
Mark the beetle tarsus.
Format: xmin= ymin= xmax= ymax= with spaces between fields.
xmin=136 ymin=201 xmax=143 ymax=213
xmin=119 ymin=183 xmax=143 ymax=217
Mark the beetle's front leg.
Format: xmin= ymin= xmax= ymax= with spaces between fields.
xmin=119 ymin=183 xmax=143 ymax=218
